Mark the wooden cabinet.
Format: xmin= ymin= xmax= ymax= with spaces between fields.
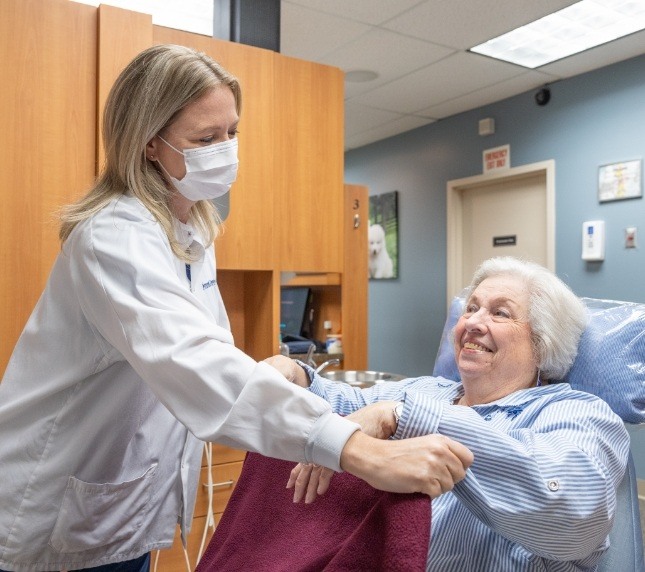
xmin=280 ymin=185 xmax=368 ymax=370
xmin=152 ymin=27 xmax=277 ymax=271
xmin=274 ymin=54 xmax=345 ymax=273
xmin=0 ymin=0 xmax=97 ymax=376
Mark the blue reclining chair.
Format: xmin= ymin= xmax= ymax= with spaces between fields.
xmin=433 ymin=295 xmax=645 ymax=571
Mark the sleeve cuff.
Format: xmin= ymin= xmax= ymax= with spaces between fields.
xmin=394 ymin=392 xmax=443 ymax=439
xmin=305 ymin=409 xmax=360 ymax=472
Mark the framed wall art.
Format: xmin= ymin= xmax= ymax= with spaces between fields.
xmin=598 ymin=159 xmax=642 ymax=203
xmin=368 ymin=191 xmax=399 ymax=279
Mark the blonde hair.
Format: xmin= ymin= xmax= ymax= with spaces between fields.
xmin=59 ymin=44 xmax=242 ymax=262
xmin=465 ymin=257 xmax=588 ymax=380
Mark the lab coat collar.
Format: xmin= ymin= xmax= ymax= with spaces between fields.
xmin=173 ymin=217 xmax=205 ymax=261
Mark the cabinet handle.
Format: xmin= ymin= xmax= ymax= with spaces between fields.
xmin=202 ymin=479 xmax=235 ymax=490
xmin=353 ymin=213 xmax=360 ymax=229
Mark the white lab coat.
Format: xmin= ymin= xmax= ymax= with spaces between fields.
xmin=0 ymin=193 xmax=358 ymax=571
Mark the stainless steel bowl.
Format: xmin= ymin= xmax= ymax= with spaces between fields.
xmin=320 ymin=370 xmax=407 ymax=388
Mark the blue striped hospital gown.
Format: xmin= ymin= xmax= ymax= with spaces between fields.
xmin=305 ymin=370 xmax=630 ymax=572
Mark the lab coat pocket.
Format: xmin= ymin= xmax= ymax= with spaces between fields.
xmin=48 ymin=463 xmax=158 ymax=553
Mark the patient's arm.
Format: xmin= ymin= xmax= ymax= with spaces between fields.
xmin=346 ymin=400 xmax=399 ymax=439
xmin=264 ymin=355 xmax=310 ymax=387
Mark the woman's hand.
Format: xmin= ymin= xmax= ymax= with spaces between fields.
xmin=341 ymin=431 xmax=474 ymax=499
xmin=286 ymin=462 xmax=335 ymax=504
xmin=264 ymin=355 xmax=310 ymax=387
xmin=346 ymin=401 xmax=399 ymax=440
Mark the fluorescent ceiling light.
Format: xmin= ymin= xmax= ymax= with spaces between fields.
xmin=470 ymin=0 xmax=645 ymax=68
xmin=70 ymin=0 xmax=214 ymax=36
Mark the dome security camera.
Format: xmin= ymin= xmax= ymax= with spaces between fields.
xmin=535 ymin=87 xmax=551 ymax=106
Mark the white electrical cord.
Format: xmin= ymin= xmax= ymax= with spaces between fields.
xmin=152 ymin=442 xmax=217 ymax=571
xmin=152 ymin=534 xmax=192 ymax=572
xmin=196 ymin=442 xmax=216 ymax=564
xmin=181 ymin=544 xmax=191 ymax=572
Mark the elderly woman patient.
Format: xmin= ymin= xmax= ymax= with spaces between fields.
xmin=267 ymin=256 xmax=630 ymax=571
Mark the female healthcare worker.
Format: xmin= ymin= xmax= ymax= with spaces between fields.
xmin=0 ymin=44 xmax=472 ymax=571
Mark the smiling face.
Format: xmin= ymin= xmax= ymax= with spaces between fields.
xmin=453 ymin=274 xmax=538 ymax=404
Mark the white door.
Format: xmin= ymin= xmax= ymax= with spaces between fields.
xmin=446 ymin=160 xmax=555 ymax=304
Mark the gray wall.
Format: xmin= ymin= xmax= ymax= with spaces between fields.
xmin=345 ymin=53 xmax=645 ymax=475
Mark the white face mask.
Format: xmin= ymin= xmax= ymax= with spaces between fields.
xmin=157 ymin=136 xmax=239 ymax=201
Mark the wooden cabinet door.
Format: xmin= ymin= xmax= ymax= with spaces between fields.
xmin=0 ymin=0 xmax=97 ymax=376
xmin=153 ymin=28 xmax=277 ymax=271
xmin=343 ymin=185 xmax=369 ymax=370
xmin=273 ymin=54 xmax=344 ymax=273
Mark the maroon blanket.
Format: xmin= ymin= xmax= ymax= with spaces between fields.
xmin=196 ymin=452 xmax=431 ymax=572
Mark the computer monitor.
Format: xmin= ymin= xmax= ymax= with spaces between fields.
xmin=280 ymin=287 xmax=312 ymax=338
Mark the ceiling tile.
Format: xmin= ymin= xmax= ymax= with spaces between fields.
xmin=354 ymin=52 xmax=526 ymax=115
xmin=345 ymin=115 xmax=436 ymax=150
xmin=280 ymin=2 xmax=369 ymax=61
xmin=418 ymin=69 xmax=561 ymax=118
xmin=382 ymin=0 xmax=580 ymax=50
xmin=282 ymin=0 xmax=421 ymax=25
xmin=318 ymin=29 xmax=455 ymax=99
xmin=344 ymin=101 xmax=402 ymax=138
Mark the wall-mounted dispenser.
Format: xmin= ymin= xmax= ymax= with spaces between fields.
xmin=582 ymin=220 xmax=605 ymax=261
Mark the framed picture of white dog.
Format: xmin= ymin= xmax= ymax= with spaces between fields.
xmin=368 ymin=191 xmax=399 ymax=279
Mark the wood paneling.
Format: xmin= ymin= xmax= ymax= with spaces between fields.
xmin=97 ymin=5 xmax=153 ymax=170
xmin=218 ymin=269 xmax=274 ymax=360
xmin=274 ymin=55 xmax=344 ymax=273
xmin=153 ymin=27 xmax=276 ymax=271
xmin=343 ymin=185 xmax=369 ymax=370
xmin=0 ymin=0 xmax=97 ymax=376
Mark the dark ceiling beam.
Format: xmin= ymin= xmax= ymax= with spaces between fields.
xmin=213 ymin=0 xmax=280 ymax=52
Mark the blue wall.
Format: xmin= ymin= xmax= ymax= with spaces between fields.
xmin=345 ymin=53 xmax=645 ymax=475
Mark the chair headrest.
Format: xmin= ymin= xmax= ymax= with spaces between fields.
xmin=433 ymin=296 xmax=645 ymax=424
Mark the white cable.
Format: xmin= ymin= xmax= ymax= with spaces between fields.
xmin=152 ymin=529 xmax=191 ymax=572
xmin=152 ymin=443 xmax=217 ymax=569
xmin=182 ymin=544 xmax=191 ymax=572
xmin=154 ymin=442 xmax=212 ymax=572
xmin=196 ymin=441 xmax=216 ymax=564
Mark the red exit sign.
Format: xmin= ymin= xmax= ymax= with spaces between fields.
xmin=483 ymin=144 xmax=510 ymax=173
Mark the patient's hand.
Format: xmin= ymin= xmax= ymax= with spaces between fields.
xmin=347 ymin=401 xmax=399 ymax=439
xmin=287 ymin=462 xmax=334 ymax=504
xmin=264 ymin=355 xmax=310 ymax=387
